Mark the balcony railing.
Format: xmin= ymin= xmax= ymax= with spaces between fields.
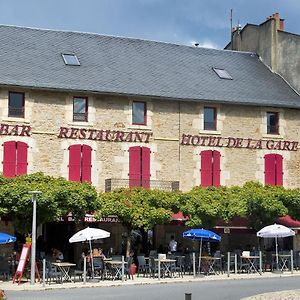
xmin=105 ymin=178 xmax=180 ymax=192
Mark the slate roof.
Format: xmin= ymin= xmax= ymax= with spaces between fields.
xmin=0 ymin=25 xmax=299 ymax=108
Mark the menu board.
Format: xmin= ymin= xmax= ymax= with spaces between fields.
xmin=13 ymin=244 xmax=31 ymax=284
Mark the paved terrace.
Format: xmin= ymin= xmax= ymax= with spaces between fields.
xmin=2 ymin=270 xmax=300 ymax=292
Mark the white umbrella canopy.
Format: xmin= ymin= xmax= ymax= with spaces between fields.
xmin=257 ymin=224 xmax=295 ymax=271
xmin=69 ymin=227 xmax=110 ymax=276
xmin=257 ymin=224 xmax=295 ymax=238
xmin=69 ymin=227 xmax=110 ymax=243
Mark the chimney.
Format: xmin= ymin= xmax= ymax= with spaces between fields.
xmin=266 ymin=12 xmax=285 ymax=31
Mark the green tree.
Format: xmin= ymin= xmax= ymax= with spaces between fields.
xmin=96 ymin=188 xmax=180 ymax=256
xmin=242 ymin=182 xmax=288 ymax=231
xmin=0 ymin=173 xmax=97 ymax=234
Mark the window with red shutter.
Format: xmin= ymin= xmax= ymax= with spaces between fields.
xmin=129 ymin=146 xmax=151 ymax=188
xmin=275 ymin=155 xmax=283 ymax=186
xmin=68 ymin=144 xmax=92 ymax=183
xmin=264 ymin=154 xmax=283 ymax=186
xmin=3 ymin=141 xmax=17 ymax=177
xmin=141 ymin=147 xmax=150 ymax=188
xmin=16 ymin=142 xmax=28 ymax=175
xmin=212 ymin=151 xmax=221 ymax=187
xmin=81 ymin=145 xmax=92 ymax=183
xmin=201 ymin=150 xmax=213 ymax=187
xmin=129 ymin=146 xmax=141 ymax=188
xmin=2 ymin=141 xmax=28 ymax=177
xmin=201 ymin=150 xmax=221 ymax=187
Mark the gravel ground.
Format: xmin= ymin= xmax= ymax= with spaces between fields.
xmin=242 ymin=290 xmax=300 ymax=300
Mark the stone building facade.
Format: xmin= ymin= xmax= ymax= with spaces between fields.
xmin=0 ymin=25 xmax=300 ymax=257
xmin=1 ymin=88 xmax=300 ymax=192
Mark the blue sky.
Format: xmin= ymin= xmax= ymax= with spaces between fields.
xmin=1 ymin=0 xmax=299 ymax=49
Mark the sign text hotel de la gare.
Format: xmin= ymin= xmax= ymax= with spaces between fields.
xmin=1 ymin=123 xmax=298 ymax=152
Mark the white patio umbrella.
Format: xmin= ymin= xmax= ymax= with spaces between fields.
xmin=257 ymin=223 xmax=295 ymax=271
xmin=69 ymin=227 xmax=110 ymax=275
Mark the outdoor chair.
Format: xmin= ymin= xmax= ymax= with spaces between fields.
xmin=46 ymin=261 xmax=62 ymax=284
xmin=0 ymin=257 xmax=10 ymax=280
xmin=239 ymin=251 xmax=251 ymax=273
xmin=184 ymin=253 xmax=194 ymax=274
xmin=149 ymin=257 xmax=165 ymax=278
xmin=170 ymin=256 xmax=184 ymax=278
xmin=72 ymin=258 xmax=84 ymax=281
xmin=93 ymin=257 xmax=105 ymax=279
xmin=137 ymin=255 xmax=150 ymax=277
xmin=213 ymin=251 xmax=223 ymax=274
xmin=112 ymin=255 xmax=122 ymax=261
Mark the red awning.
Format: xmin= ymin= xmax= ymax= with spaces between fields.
xmin=277 ymin=215 xmax=300 ymax=229
xmin=171 ymin=212 xmax=188 ymax=221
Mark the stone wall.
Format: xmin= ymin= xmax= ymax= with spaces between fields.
xmin=0 ymin=87 xmax=299 ymax=191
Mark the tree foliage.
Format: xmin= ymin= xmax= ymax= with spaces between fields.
xmin=0 ymin=173 xmax=97 ymax=234
xmin=180 ymin=181 xmax=298 ymax=231
xmin=96 ymin=188 xmax=180 ymax=230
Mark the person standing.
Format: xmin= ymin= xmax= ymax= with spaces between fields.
xmin=168 ymin=235 xmax=177 ymax=253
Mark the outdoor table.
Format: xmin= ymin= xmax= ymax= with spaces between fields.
xmin=272 ymin=254 xmax=291 ymax=271
xmin=201 ymin=256 xmax=221 ymax=275
xmin=241 ymin=256 xmax=260 ymax=273
xmin=155 ymin=258 xmax=176 ymax=278
xmin=105 ymin=260 xmax=127 ymax=280
xmin=51 ymin=262 xmax=76 ymax=282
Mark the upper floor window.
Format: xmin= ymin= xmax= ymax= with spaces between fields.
xmin=204 ymin=107 xmax=217 ymax=131
xmin=132 ymin=101 xmax=146 ymax=125
xmin=73 ymin=97 xmax=88 ymax=122
xmin=267 ymin=112 xmax=279 ymax=134
xmin=9 ymin=92 xmax=25 ymax=118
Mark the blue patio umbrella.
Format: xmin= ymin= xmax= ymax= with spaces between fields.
xmin=0 ymin=232 xmax=16 ymax=244
xmin=183 ymin=229 xmax=221 ymax=273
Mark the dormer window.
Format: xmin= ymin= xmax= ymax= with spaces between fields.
xmin=62 ymin=53 xmax=80 ymax=66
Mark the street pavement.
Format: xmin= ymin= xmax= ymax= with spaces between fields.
xmin=3 ymin=271 xmax=300 ymax=300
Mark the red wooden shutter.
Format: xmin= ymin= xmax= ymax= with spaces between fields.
xmin=129 ymin=146 xmax=141 ymax=187
xmin=16 ymin=142 xmax=28 ymax=175
xmin=69 ymin=144 xmax=81 ymax=182
xmin=141 ymin=147 xmax=150 ymax=188
xmin=3 ymin=141 xmax=17 ymax=177
xmin=275 ymin=154 xmax=283 ymax=186
xmin=264 ymin=154 xmax=276 ymax=185
xmin=81 ymin=145 xmax=92 ymax=183
xmin=212 ymin=151 xmax=221 ymax=187
xmin=201 ymin=150 xmax=213 ymax=187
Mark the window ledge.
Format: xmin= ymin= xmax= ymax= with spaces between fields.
xmin=127 ymin=125 xmax=152 ymax=131
xmin=199 ymin=130 xmax=221 ymax=135
xmin=262 ymin=134 xmax=283 ymax=139
xmin=68 ymin=122 xmax=94 ymax=127
xmin=2 ymin=117 xmax=30 ymax=124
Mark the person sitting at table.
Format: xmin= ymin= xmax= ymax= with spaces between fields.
xmin=98 ymin=248 xmax=106 ymax=259
xmin=51 ymin=248 xmax=64 ymax=262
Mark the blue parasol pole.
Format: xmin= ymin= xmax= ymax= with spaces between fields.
xmin=198 ymin=237 xmax=202 ymax=274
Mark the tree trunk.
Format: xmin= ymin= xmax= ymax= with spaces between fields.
xmin=126 ymin=228 xmax=132 ymax=258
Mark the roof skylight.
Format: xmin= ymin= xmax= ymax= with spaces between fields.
xmin=212 ymin=67 xmax=232 ymax=80
xmin=62 ymin=53 xmax=80 ymax=66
